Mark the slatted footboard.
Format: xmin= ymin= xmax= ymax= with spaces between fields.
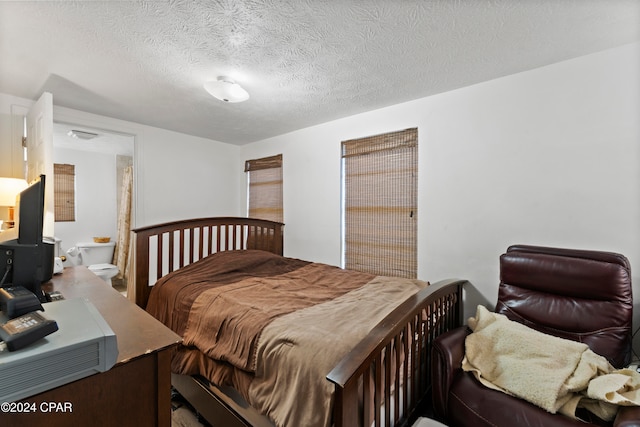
xmin=327 ymin=278 xmax=466 ymax=427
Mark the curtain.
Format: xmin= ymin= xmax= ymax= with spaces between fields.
xmin=245 ymin=154 xmax=283 ymax=223
xmin=342 ymin=128 xmax=418 ymax=278
xmin=53 ymin=163 xmax=75 ymax=222
xmin=114 ymin=165 xmax=133 ymax=283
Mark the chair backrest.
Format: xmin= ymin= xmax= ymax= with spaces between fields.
xmin=495 ymin=244 xmax=632 ymax=368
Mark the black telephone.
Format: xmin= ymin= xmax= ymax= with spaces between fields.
xmin=0 ymin=285 xmax=59 ymax=351
xmin=0 ymin=285 xmax=44 ymax=318
xmin=0 ymin=311 xmax=58 ymax=352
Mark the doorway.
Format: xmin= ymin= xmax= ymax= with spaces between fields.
xmin=52 ymin=122 xmax=135 ymax=293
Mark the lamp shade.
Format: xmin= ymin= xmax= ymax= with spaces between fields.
xmin=204 ymin=76 xmax=249 ymax=103
xmin=0 ymin=177 xmax=28 ymax=206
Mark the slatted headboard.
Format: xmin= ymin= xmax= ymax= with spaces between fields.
xmin=130 ymin=217 xmax=284 ymax=308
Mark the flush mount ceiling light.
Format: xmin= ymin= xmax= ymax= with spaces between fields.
xmin=67 ymin=130 xmax=99 ymax=140
xmin=204 ymin=76 xmax=249 ymax=103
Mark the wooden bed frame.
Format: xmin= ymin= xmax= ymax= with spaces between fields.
xmin=131 ymin=217 xmax=466 ymax=427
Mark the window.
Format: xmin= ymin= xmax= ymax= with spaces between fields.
xmin=54 ymin=163 xmax=75 ymax=222
xmin=245 ymin=154 xmax=283 ymax=223
xmin=342 ymin=128 xmax=418 ymax=278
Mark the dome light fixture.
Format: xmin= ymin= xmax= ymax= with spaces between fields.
xmin=67 ymin=129 xmax=99 ymax=140
xmin=204 ymin=76 xmax=249 ymax=103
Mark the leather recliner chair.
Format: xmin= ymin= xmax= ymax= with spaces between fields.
xmin=431 ymin=245 xmax=639 ymax=427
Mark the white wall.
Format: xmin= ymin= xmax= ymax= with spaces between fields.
xmin=0 ymin=97 xmax=244 ymax=231
xmin=240 ymin=43 xmax=640 ymax=330
xmin=53 ymin=147 xmax=119 ymax=254
xmin=52 ymin=106 xmax=244 ymax=228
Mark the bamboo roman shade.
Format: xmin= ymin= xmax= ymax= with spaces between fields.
xmin=245 ymin=154 xmax=283 ymax=223
xmin=54 ymin=163 xmax=75 ymax=222
xmin=342 ymin=128 xmax=417 ymax=278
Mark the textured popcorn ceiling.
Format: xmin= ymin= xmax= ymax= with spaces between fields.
xmin=1 ymin=0 xmax=639 ymax=145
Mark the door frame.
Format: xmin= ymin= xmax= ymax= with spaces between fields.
xmin=52 ymin=107 xmax=141 ymax=229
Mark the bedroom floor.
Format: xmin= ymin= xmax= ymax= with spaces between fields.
xmin=171 ymin=391 xmax=209 ymax=427
xmin=169 ymin=396 xmax=441 ymax=427
xmin=172 ymin=406 xmax=206 ymax=427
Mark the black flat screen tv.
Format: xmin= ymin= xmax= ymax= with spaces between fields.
xmin=0 ymin=174 xmax=54 ymax=301
xmin=17 ymin=174 xmax=45 ymax=245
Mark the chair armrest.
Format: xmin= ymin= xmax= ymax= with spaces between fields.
xmin=614 ymin=406 xmax=640 ymax=427
xmin=431 ymin=326 xmax=470 ymax=420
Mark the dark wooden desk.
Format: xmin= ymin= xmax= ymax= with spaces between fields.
xmin=1 ymin=267 xmax=181 ymax=427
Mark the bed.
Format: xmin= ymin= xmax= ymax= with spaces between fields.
xmin=131 ymin=217 xmax=466 ymax=427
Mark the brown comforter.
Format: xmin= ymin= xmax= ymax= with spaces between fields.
xmin=146 ymin=249 xmax=312 ymax=337
xmin=146 ymin=250 xmax=428 ymax=427
xmin=147 ymin=250 xmax=374 ymax=371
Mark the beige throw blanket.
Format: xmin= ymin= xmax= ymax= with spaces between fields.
xmin=462 ymin=305 xmax=640 ymax=421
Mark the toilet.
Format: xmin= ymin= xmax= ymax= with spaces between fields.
xmin=74 ymin=241 xmax=120 ymax=285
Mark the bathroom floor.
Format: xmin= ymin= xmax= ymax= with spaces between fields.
xmin=112 ymin=277 xmax=127 ymax=296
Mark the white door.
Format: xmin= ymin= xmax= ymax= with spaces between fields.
xmin=25 ymin=92 xmax=54 ymax=238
